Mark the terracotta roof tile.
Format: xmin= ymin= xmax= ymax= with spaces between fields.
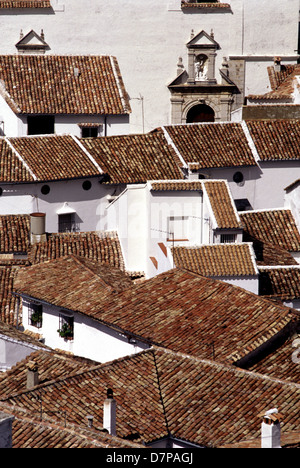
xmin=0 ymin=265 xmax=26 ymax=326
xmin=247 ymin=65 xmax=300 ymax=101
xmin=2 ymin=347 xmax=300 ymax=447
xmin=149 ymin=180 xmax=203 ymax=191
xmin=0 ymin=139 xmax=33 ymax=182
xmin=259 ymin=266 xmax=300 ymax=300
xmin=29 ymin=231 xmax=126 ymax=270
xmin=0 ymin=55 xmax=130 ymax=115
xmin=87 ymin=269 xmax=295 ymax=365
xmin=0 ymin=0 xmax=51 ymax=7
xmin=163 ymin=123 xmax=257 ymax=168
xmin=172 ymin=244 xmax=258 ymax=277
xmin=14 ymin=254 xmax=133 ymax=314
xmin=245 ymin=120 xmax=300 ymax=161
xmin=81 ymin=132 xmax=184 ymax=184
xmin=240 ymin=209 xmax=300 ymax=252
xmin=248 ymin=337 xmax=300 ymax=383
xmin=203 ymin=180 xmax=241 ymax=228
xmin=8 ymin=135 xmax=101 ymax=181
xmin=0 ymin=215 xmax=30 ymax=254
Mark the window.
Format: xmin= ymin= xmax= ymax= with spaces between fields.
xmin=58 ymin=313 xmax=74 ymax=340
xmin=168 ymin=216 xmax=189 ymax=241
xmin=58 ymin=213 xmax=78 ymax=233
xmin=220 ymin=233 xmax=237 ymax=244
xmin=28 ymin=303 xmax=43 ymax=329
xmin=27 ymin=116 xmax=55 ymax=135
xmin=81 ymin=127 xmax=99 ymax=138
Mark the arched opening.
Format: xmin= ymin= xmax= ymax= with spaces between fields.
xmin=186 ymin=104 xmax=215 ymax=123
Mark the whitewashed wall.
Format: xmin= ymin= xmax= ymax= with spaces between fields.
xmin=0 ymin=335 xmax=44 ymax=372
xmin=0 ymin=178 xmax=115 ymax=233
xmin=22 ymin=301 xmax=148 ymax=363
xmin=107 ymin=183 xmax=209 ymax=277
xmin=0 ymin=0 xmax=298 ymax=133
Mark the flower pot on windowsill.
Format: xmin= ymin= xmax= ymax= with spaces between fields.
xmin=57 ymin=324 xmax=73 ymax=340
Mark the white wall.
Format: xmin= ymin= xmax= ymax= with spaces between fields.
xmin=22 ymin=301 xmax=148 ymax=363
xmin=107 ymin=184 xmax=205 ymax=276
xmin=0 ymin=0 xmax=298 ymax=133
xmin=212 ymin=275 xmax=258 ymax=295
xmin=0 ymin=335 xmax=45 ymax=372
xmin=0 ymin=178 xmax=115 ymax=233
xmin=191 ymin=161 xmax=300 ymax=212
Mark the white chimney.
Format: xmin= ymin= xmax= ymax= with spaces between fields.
xmin=260 ymin=408 xmax=282 ymax=448
xmin=30 ymin=212 xmax=46 ymax=245
xmin=103 ymin=389 xmax=116 ymax=436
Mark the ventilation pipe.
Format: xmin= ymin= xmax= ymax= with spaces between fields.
xmin=103 ymin=389 xmax=116 ymax=436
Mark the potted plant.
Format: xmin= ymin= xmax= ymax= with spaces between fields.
xmin=57 ymin=323 xmax=73 ymax=340
xmin=30 ymin=310 xmax=42 ymax=328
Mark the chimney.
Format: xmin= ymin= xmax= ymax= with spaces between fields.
xmin=30 ymin=212 xmax=46 ymax=244
xmin=103 ymin=389 xmax=116 ymax=436
xmin=26 ymin=361 xmax=39 ymax=390
xmin=0 ymin=412 xmax=14 ymax=448
xmin=274 ymin=57 xmax=282 ymax=73
xmin=260 ymin=408 xmax=282 ymax=448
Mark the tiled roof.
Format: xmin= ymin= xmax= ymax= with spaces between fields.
xmin=172 ymin=243 xmax=258 ymax=277
xmin=162 ymin=123 xmax=257 ymax=168
xmin=181 ymin=1 xmax=231 ymax=9
xmin=0 ymin=139 xmax=33 ymax=182
xmin=202 ymin=180 xmax=241 ymax=229
xmin=0 ymin=0 xmax=51 ymax=7
xmin=2 ymin=347 xmax=300 ymax=447
xmin=247 ymin=65 xmax=300 ymax=101
xmin=80 ymin=132 xmax=184 ymax=184
xmin=14 ymin=254 xmax=133 ymax=314
xmin=240 ymin=209 xmax=300 ymax=252
xmin=91 ymin=269 xmax=294 ymax=365
xmin=0 ymin=266 xmax=26 ymax=326
xmin=0 ymin=401 xmax=143 ymax=448
xmin=245 ymin=120 xmax=300 ymax=161
xmin=149 ymin=180 xmax=203 ymax=191
xmin=29 ymin=231 xmax=126 ymax=270
xmin=0 ymin=215 xmax=30 ymax=254
xmin=0 ymin=55 xmax=130 ymax=115
xmin=0 ymin=350 xmax=96 ymax=398
xmin=13 ymin=266 xmax=296 ymax=365
xmin=248 ymin=337 xmax=300 ymax=384
xmin=7 ymin=135 xmax=101 ymax=182
xmin=259 ymin=266 xmax=300 ymax=300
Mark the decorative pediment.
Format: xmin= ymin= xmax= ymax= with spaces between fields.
xmin=16 ymin=29 xmax=49 ymax=54
xmin=186 ymin=29 xmax=220 ymax=50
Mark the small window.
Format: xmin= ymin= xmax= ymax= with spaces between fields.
xmin=168 ymin=216 xmax=189 ymax=241
xmin=220 ymin=233 xmax=237 ymax=244
xmin=82 ymin=180 xmax=92 ymax=191
xmin=58 ymin=314 xmax=74 ymax=340
xmin=28 ymin=303 xmax=43 ymax=329
xmin=58 ymin=213 xmax=77 ymax=233
xmin=41 ymin=185 xmax=50 ymax=195
xmin=233 ymin=172 xmax=244 ymax=184
xmin=28 ymin=116 xmax=55 ymax=135
xmin=81 ymin=127 xmax=99 ymax=138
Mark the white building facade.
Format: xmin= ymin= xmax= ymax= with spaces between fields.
xmin=0 ymin=0 xmax=299 ymax=133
